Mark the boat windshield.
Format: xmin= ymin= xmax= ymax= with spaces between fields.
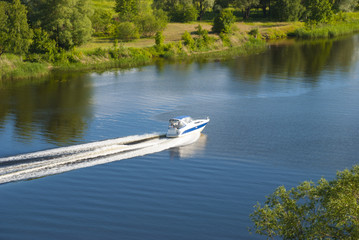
xmin=169 ymin=117 xmax=193 ymax=129
xmin=169 ymin=119 xmax=186 ymax=129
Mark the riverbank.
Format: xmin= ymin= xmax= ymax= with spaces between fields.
xmin=2 ymin=14 xmax=359 ymax=80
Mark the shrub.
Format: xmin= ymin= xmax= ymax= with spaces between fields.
xmin=219 ymin=32 xmax=231 ymax=46
xmin=212 ymin=9 xmax=235 ymax=34
xmin=248 ymin=28 xmax=260 ymax=38
xmin=195 ymin=25 xmax=212 ymax=49
xmin=155 ymin=31 xmax=164 ymax=46
xmin=113 ymin=22 xmax=140 ymax=41
xmin=135 ymin=12 xmax=168 ymax=37
xmin=181 ymin=31 xmax=195 ymax=49
xmin=29 ymin=28 xmax=58 ymax=62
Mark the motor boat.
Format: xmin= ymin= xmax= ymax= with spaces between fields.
xmin=166 ymin=116 xmax=210 ymax=138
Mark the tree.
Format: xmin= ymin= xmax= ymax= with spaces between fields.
xmin=234 ymin=0 xmax=260 ymax=19
xmin=193 ymin=0 xmax=215 ymax=20
xmin=0 ymin=0 xmax=33 ymax=55
xmin=135 ymin=11 xmax=168 ymax=37
xmin=259 ymin=0 xmax=270 ymax=17
xmin=271 ymin=0 xmax=304 ymax=21
xmin=332 ymin=0 xmax=358 ymax=12
xmin=113 ymin=22 xmax=140 ymax=41
xmin=213 ymin=0 xmax=233 ymax=10
xmin=170 ymin=3 xmax=198 ymax=22
xmin=115 ymin=0 xmax=139 ymax=21
xmin=212 ymin=9 xmax=235 ymax=33
xmin=0 ymin=1 xmax=8 ymax=56
xmin=250 ymin=165 xmax=359 ymax=239
xmin=27 ymin=0 xmax=92 ymax=50
xmin=304 ymin=0 xmax=334 ymax=24
xmin=29 ymin=28 xmax=57 ymax=61
xmin=90 ymin=8 xmax=114 ymax=36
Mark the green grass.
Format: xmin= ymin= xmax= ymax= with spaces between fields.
xmin=294 ymin=21 xmax=359 ymax=39
xmin=294 ymin=12 xmax=359 ymax=39
xmin=0 ymin=54 xmax=49 ymax=80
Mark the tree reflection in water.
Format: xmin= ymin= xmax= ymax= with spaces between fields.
xmin=0 ymin=72 xmax=93 ymax=145
xmin=224 ymin=36 xmax=356 ymax=84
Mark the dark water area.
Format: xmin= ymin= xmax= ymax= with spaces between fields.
xmin=1 ymin=35 xmax=359 ymax=239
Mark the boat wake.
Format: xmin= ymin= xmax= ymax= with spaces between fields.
xmin=0 ymin=133 xmax=201 ymax=184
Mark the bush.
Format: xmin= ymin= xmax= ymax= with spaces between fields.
xmin=29 ymin=28 xmax=58 ymax=62
xmin=219 ymin=32 xmax=231 ymax=47
xmin=248 ymin=28 xmax=260 ymax=38
xmin=181 ymin=31 xmax=195 ymax=49
xmin=212 ymin=9 xmax=235 ymax=34
xmin=195 ymin=25 xmax=212 ymax=49
xmin=135 ymin=12 xmax=168 ymax=37
xmin=113 ymin=22 xmax=140 ymax=41
xmin=155 ymin=31 xmax=164 ymax=46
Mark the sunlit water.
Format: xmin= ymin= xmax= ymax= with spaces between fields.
xmin=1 ymin=35 xmax=359 ymax=239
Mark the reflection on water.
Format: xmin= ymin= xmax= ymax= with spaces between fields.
xmin=224 ymin=36 xmax=356 ymax=82
xmin=170 ymin=134 xmax=208 ymax=159
xmin=0 ymin=72 xmax=93 ymax=145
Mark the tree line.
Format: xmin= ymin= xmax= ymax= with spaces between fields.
xmin=1 ymin=0 xmax=359 ymax=59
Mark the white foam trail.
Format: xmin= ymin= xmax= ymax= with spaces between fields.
xmin=0 ymin=132 xmax=200 ymax=184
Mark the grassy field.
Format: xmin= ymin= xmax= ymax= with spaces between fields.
xmin=78 ymin=21 xmax=300 ymax=52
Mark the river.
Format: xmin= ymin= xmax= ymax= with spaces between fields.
xmin=1 ymin=35 xmax=359 ymax=239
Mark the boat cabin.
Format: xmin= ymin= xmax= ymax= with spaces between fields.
xmin=169 ymin=116 xmax=193 ymax=129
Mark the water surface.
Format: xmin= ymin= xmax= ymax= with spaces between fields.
xmin=1 ymin=35 xmax=359 ymax=239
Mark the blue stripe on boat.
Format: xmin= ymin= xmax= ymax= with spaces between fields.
xmin=182 ymin=122 xmax=208 ymax=135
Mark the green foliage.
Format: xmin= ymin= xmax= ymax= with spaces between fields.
xmin=90 ymin=8 xmax=114 ymax=36
xmin=181 ymin=31 xmax=195 ymax=49
xmin=170 ymin=3 xmax=198 ymax=22
xmin=193 ymin=0 xmax=215 ymax=20
xmin=219 ymin=32 xmax=231 ymax=46
xmin=113 ymin=22 xmax=140 ymax=41
xmin=248 ymin=28 xmax=260 ymax=38
xmin=27 ymin=0 xmax=93 ymax=50
xmin=115 ymin=0 xmax=139 ymax=21
xmin=294 ymin=21 xmax=359 ymax=39
xmin=271 ymin=0 xmax=304 ymax=22
xmin=195 ymin=24 xmax=212 ymax=49
xmin=304 ymin=0 xmax=334 ymax=25
xmin=213 ymin=0 xmax=231 ymax=9
xmin=0 ymin=2 xmax=8 ymax=55
xmin=212 ymin=9 xmax=235 ymax=34
xmin=135 ymin=11 xmax=168 ymax=37
xmin=250 ymin=165 xmax=359 ymax=239
xmin=234 ymin=0 xmax=259 ymax=19
xmin=29 ymin=29 xmax=57 ymax=55
xmin=155 ymin=31 xmax=164 ymax=46
xmin=0 ymin=0 xmax=33 ymax=55
xmin=332 ymin=0 xmax=358 ymax=12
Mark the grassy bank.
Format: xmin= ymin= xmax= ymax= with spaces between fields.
xmin=0 ymin=54 xmax=49 ymax=80
xmin=294 ymin=12 xmax=359 ymax=39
